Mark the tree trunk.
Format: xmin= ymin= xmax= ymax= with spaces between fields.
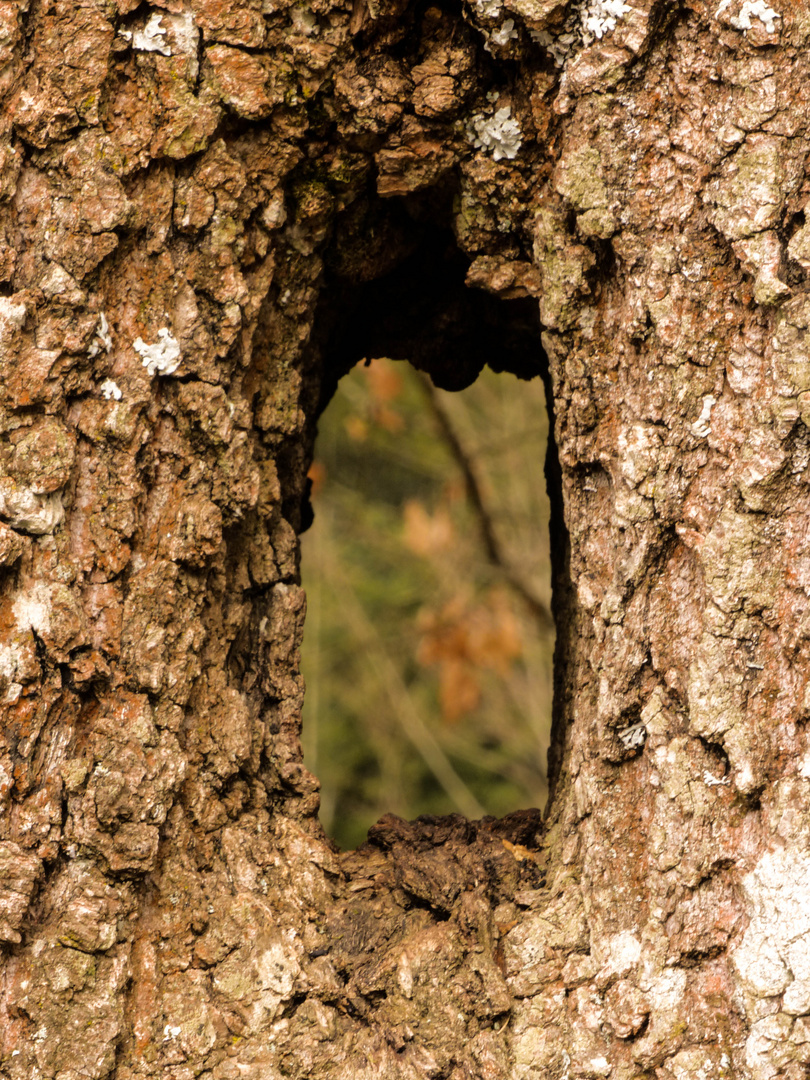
xmin=1 ymin=0 xmax=809 ymax=1077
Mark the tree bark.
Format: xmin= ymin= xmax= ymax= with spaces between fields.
xmin=1 ymin=0 xmax=809 ymax=1077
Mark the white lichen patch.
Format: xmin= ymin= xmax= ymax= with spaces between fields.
xmin=734 ymin=846 xmax=810 ymax=1075
xmin=0 ymin=297 xmax=26 ymax=337
xmin=13 ymin=588 xmax=51 ymax=638
xmin=531 ymin=27 xmax=578 ymax=65
xmin=123 ymin=12 xmax=172 ymax=55
xmin=530 ymin=0 xmax=628 ymax=67
xmin=101 ymin=379 xmax=122 ymax=402
xmin=164 ymin=10 xmax=198 ymax=55
xmin=669 ymin=1047 xmax=733 ymax=1080
xmin=745 ymin=1014 xmax=795 ymax=1080
xmin=88 ymin=313 xmax=112 ymax=358
xmin=738 ymin=851 xmax=810 ymax=1010
xmin=470 ymin=106 xmax=522 ymax=161
xmin=474 ymin=0 xmax=504 ymax=16
xmin=691 ymin=395 xmax=716 ymax=438
xmin=632 ymin=966 xmax=687 ymax=1057
xmin=704 ymin=770 xmax=730 ymax=787
xmin=134 ymin=328 xmax=181 ymax=377
xmin=717 ymin=0 xmax=780 ymax=33
xmin=489 ymin=18 xmax=518 ymax=46
xmin=601 ymin=931 xmax=642 ymax=978
xmin=618 ymin=722 xmax=646 ymax=750
xmin=257 ymin=941 xmax=300 ymax=995
xmin=581 ymin=0 xmax=631 ymax=44
xmin=644 ymin=967 xmax=686 ymax=1010
xmin=0 ymin=482 xmax=63 ymax=536
xmin=784 ymin=936 xmax=810 ymax=1013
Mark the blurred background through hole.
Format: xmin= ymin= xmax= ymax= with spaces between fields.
xmin=301 ymin=357 xmax=553 ymax=851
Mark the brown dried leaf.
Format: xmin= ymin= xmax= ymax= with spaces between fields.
xmin=403 ymin=499 xmax=455 ymax=556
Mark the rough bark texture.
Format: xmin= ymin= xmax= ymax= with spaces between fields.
xmin=2 ymin=0 xmax=810 ymax=1077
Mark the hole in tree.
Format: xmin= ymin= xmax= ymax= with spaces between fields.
xmin=299 ymin=186 xmax=558 ymax=851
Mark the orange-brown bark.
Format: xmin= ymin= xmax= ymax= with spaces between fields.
xmin=2 ymin=0 xmax=810 ymax=1077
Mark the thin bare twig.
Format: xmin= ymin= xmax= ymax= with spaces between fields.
xmin=416 ymin=372 xmax=554 ymax=630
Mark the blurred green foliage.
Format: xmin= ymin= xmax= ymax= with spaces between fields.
xmin=300 ymin=359 xmax=553 ymax=850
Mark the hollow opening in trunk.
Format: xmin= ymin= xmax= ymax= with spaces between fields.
xmin=299 ymin=188 xmax=561 ymax=850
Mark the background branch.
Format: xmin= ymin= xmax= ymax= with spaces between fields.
xmin=416 ymin=372 xmax=554 ymax=630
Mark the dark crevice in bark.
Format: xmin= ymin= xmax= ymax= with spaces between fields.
xmin=537 ymin=343 xmax=570 ymax=811
xmin=352 ymin=0 xmax=480 ymax=64
xmin=310 ymin=179 xmax=544 ymax=399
